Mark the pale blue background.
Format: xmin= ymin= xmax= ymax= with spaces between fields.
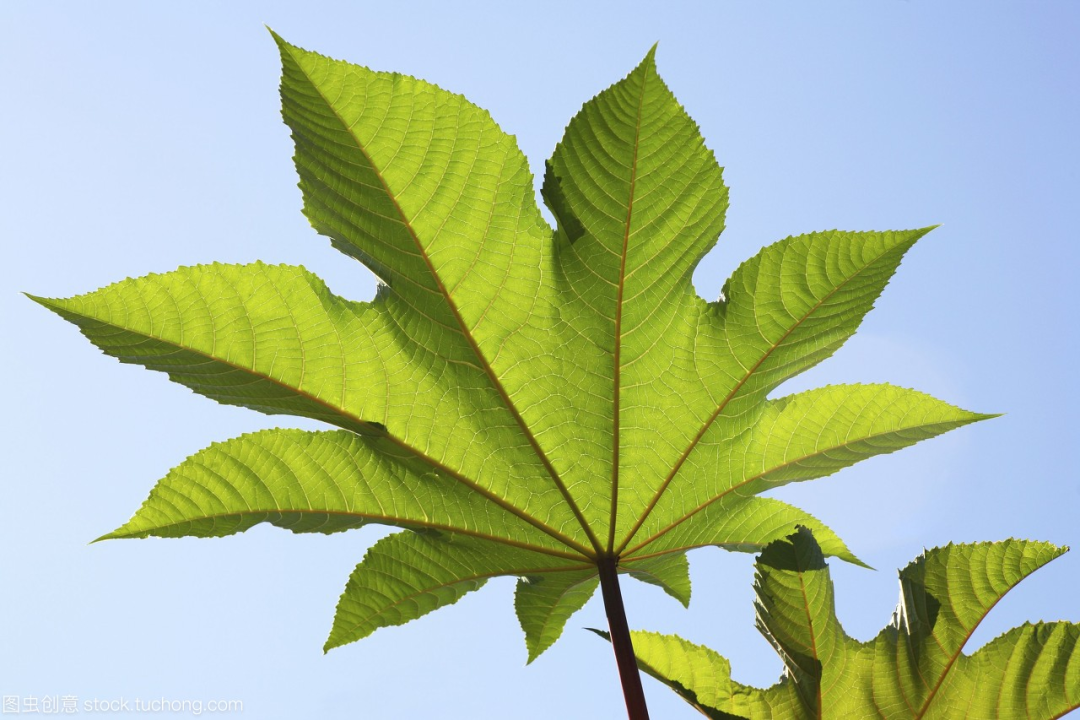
xmin=3 ymin=2 xmax=1078 ymax=718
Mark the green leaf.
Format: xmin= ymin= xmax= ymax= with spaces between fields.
xmin=513 ymin=553 xmax=691 ymax=664
xmin=630 ymin=529 xmax=1079 ymax=719
xmin=33 ymin=36 xmax=993 ymax=663
xmin=99 ymin=428 xmax=575 ymax=556
xmin=516 ymin=569 xmax=600 ymax=664
xmin=327 ymin=531 xmax=589 ymax=652
xmin=542 ymin=44 xmax=729 ymax=549
xmin=626 ymin=383 xmax=988 ymax=559
xmin=623 ymin=551 xmax=691 ymax=607
xmin=29 ymin=263 xmax=383 ymax=436
xmin=608 ymin=630 xmax=799 ymax=719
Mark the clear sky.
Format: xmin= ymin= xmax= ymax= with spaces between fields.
xmin=2 ymin=2 xmax=1078 ymax=718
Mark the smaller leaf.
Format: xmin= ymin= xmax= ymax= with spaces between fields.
xmin=621 ymin=530 xmax=1078 ymax=719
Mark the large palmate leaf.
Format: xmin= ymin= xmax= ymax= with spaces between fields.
xmin=627 ymin=529 xmax=1080 ymax=719
xmin=32 ymin=33 xmax=991 ymax=669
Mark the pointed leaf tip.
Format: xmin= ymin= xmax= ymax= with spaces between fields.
xmin=891 ymin=224 xmax=938 ymax=251
xmin=268 ymin=27 xmax=303 ymax=59
xmin=586 ymin=627 xmax=610 ymax=641
xmin=92 ymin=521 xmax=135 ymax=542
xmin=24 ymin=293 xmax=55 ymax=309
xmin=266 ymin=26 xmax=287 ymax=46
xmin=639 ymin=43 xmax=659 ymax=72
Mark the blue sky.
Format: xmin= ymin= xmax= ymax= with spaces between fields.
xmin=3 ymin=2 xmax=1078 ymax=718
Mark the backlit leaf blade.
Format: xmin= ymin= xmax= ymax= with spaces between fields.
xmin=626 ymin=384 xmax=987 ymax=558
xmin=275 ymin=33 xmax=605 ymax=550
xmin=632 ymin=530 xmax=1079 ymax=719
xmin=275 ymin=31 xmax=548 ymax=319
xmin=32 ymin=261 xmax=591 ymax=553
xmin=623 ymin=552 xmax=692 ymax=607
xmin=752 ymin=527 xmax=836 ymax=716
xmin=619 ymin=630 xmax=799 ymax=719
xmin=716 ymin=227 xmax=933 ymax=398
xmin=633 ymin=496 xmax=861 ymax=566
xmin=29 ymin=263 xmax=379 ymax=435
xmin=33 ymin=35 xmax=1001 ymax=667
xmin=619 ymin=227 xmax=937 ymax=552
xmin=543 ymin=45 xmax=729 ymax=544
xmin=101 ymin=428 xmax=575 ymax=557
xmin=326 ymin=531 xmax=588 ymax=652
xmin=514 ymin=553 xmax=691 ymax=664
xmin=951 ymin=622 xmax=1080 ymax=720
xmin=516 ymin=569 xmax=600 ymax=664
xmin=872 ymin=538 xmax=1069 ymax=718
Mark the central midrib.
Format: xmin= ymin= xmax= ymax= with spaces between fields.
xmin=794 ymin=564 xmax=824 ymax=719
xmin=608 ymin=59 xmax=651 ymax=555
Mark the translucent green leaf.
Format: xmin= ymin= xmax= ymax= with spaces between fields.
xmin=101 ymin=428 xmax=575 ymax=557
xmin=513 ymin=553 xmax=691 ymax=665
xmin=629 ymin=383 xmax=985 ymax=558
xmin=956 ymin=622 xmax=1080 ymax=719
xmin=616 ymin=230 xmax=952 ymax=554
xmin=543 ymin=45 xmax=729 ymax=546
xmin=327 ymin=532 xmax=589 ymax=652
xmin=33 ymin=37 xmax=994 ymax=662
xmin=516 ymin=570 xmax=600 ymax=664
xmin=631 ymin=530 xmax=1079 ymax=719
xmin=274 ymin=32 xmax=605 ymax=552
xmin=614 ymin=630 xmax=799 ymax=719
xmin=636 ymin=496 xmax=863 ymax=566
xmin=29 ymin=263 xmax=382 ymax=436
xmin=624 ymin=552 xmax=692 ymax=607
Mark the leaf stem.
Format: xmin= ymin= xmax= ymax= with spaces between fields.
xmin=597 ymin=555 xmax=650 ymax=720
